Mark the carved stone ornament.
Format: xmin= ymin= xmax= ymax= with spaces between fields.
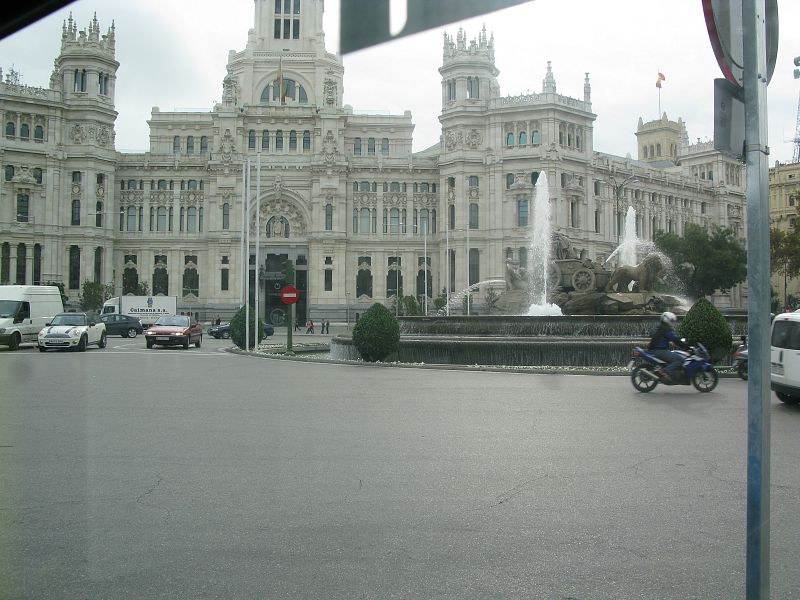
xmin=322 ymin=130 xmax=337 ymax=165
xmin=69 ymin=123 xmax=86 ymax=144
xmin=465 ymin=129 xmax=482 ymax=149
xmin=324 ymin=76 xmax=337 ymax=106
xmin=96 ymin=125 xmax=110 ymax=147
xmin=220 ymin=130 xmax=235 ymax=164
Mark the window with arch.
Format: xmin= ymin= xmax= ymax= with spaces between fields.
xmin=354 ymin=137 xmax=362 ymax=156
xmin=33 ymin=243 xmax=42 ymax=284
xmin=201 ymin=136 xmax=208 ymax=152
xmin=73 ymin=69 xmax=87 ymax=92
xmin=469 ymin=248 xmax=480 ymax=286
xmin=69 ymin=245 xmax=81 ymax=289
xmin=468 ymin=175 xmax=479 ymax=188
xmin=519 ymin=247 xmax=528 ymax=269
xmin=359 ymin=207 xmax=371 ymax=234
xmin=95 ymin=201 xmax=103 ymax=227
xmin=71 ymin=199 xmax=81 ymax=226
xmin=531 ymin=171 xmax=540 ymax=185
xmin=448 ymin=204 xmax=455 ymax=230
xmin=20 ymin=124 xmax=29 ymax=139
xmin=289 ymin=130 xmax=297 ymax=150
xmin=420 ymin=183 xmax=429 ymax=193
xmin=325 ymin=203 xmax=333 ymax=230
xmin=16 ymin=194 xmax=29 ymax=222
xmin=222 ymin=203 xmax=230 ymax=230
xmin=4 ymin=165 xmax=13 ymax=181
xmin=360 ymin=181 xmax=371 ymax=192
xmin=14 ymin=244 xmax=26 ymax=285
xmin=276 ymin=130 xmax=283 ymax=150
xmin=519 ymin=131 xmax=527 ymax=145
xmin=447 ymin=79 xmax=456 ymax=101
xmin=381 ymin=138 xmax=389 ymax=155
xmin=0 ymin=243 xmax=8 ymax=284
xmin=267 ymin=78 xmax=308 ymax=104
xmin=186 ymin=136 xmax=194 ymax=154
xmin=656 ymin=143 xmax=662 ymax=157
xmin=248 ymin=130 xmax=256 ymax=149
xmin=390 ymin=181 xmax=400 ymax=192
xmin=643 ymin=145 xmax=648 ymax=158
xmin=187 ymin=207 xmax=197 ymax=232
xmin=73 ymin=171 xmax=82 ymax=184
xmin=506 ymin=173 xmax=514 ymax=189
xmin=506 ymin=132 xmax=514 ymax=147
xmin=419 ymin=208 xmax=430 ymax=234
xmin=467 ymin=76 xmax=480 ymax=99
xmin=127 ymin=206 xmax=136 ymax=231
xmin=517 ymin=198 xmax=529 ymax=227
xmin=187 ymin=180 xmax=198 ymax=191
xmin=261 ymin=130 xmax=270 ymax=150
xmin=367 ymin=138 xmax=375 ymax=156
xmin=469 ymin=203 xmax=479 ymax=229
xmin=173 ymin=136 xmax=181 ymax=153
xmin=5 ymin=122 xmax=15 ymax=137
xmin=303 ymin=130 xmax=310 ymax=151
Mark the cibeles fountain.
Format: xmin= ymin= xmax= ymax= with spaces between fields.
xmin=330 ymin=174 xmax=729 ymax=367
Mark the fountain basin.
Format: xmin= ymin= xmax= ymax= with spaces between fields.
xmin=329 ymin=315 xmax=747 ymax=368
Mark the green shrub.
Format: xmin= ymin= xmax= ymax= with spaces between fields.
xmin=677 ymin=298 xmax=732 ymax=363
xmin=352 ymin=302 xmax=400 ymax=362
xmin=230 ymin=305 xmax=265 ymax=350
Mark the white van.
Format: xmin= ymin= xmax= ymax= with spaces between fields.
xmin=770 ymin=311 xmax=800 ymax=405
xmin=0 ymin=285 xmax=65 ymax=350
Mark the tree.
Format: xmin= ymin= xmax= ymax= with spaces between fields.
xmin=770 ymin=227 xmax=800 ymax=306
xmin=79 ymin=280 xmax=114 ymax=312
xmin=400 ymin=295 xmax=420 ymax=316
xmin=654 ymin=224 xmax=746 ymax=299
xmin=484 ymin=287 xmax=499 ymax=314
xmin=135 ymin=281 xmax=150 ymax=296
xmin=229 ymin=305 xmax=265 ymax=350
xmin=352 ymin=303 xmax=400 ymax=362
xmin=677 ymin=298 xmax=732 ymax=363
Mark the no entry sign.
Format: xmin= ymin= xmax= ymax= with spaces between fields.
xmin=279 ymin=285 xmax=300 ymax=305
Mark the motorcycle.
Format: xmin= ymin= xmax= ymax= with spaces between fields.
xmin=628 ymin=343 xmax=719 ymax=393
xmin=731 ymin=338 xmax=748 ymax=381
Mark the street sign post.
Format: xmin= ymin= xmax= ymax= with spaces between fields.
xmin=280 ymin=284 xmax=299 ymax=355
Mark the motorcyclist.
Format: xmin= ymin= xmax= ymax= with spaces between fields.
xmin=648 ymin=312 xmax=689 ymax=380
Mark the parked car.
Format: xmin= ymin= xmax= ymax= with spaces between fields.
xmin=770 ymin=311 xmax=800 ymax=404
xmin=38 ymin=312 xmax=107 ymax=352
xmin=209 ymin=322 xmax=274 ymax=339
xmin=99 ymin=313 xmax=144 ymax=338
xmin=145 ymin=315 xmax=203 ymax=349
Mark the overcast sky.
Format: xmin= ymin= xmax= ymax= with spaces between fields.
xmin=1 ymin=0 xmax=798 ymax=163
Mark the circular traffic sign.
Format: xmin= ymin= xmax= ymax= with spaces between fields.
xmin=279 ymin=285 xmax=300 ymax=305
xmin=702 ymin=0 xmax=779 ymax=87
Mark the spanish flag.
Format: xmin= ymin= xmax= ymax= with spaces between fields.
xmin=656 ymin=72 xmax=666 ymax=89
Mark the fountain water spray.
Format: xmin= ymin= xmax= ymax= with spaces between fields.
xmin=527 ymin=173 xmax=563 ymax=315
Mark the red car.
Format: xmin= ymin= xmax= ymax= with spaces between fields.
xmin=145 ymin=315 xmax=203 ymax=349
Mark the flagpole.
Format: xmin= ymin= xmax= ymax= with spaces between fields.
xmin=255 ymin=152 xmax=261 ymax=343
xmin=245 ymin=157 xmax=251 ymax=351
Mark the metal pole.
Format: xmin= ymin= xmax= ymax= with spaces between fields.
xmin=245 ymin=158 xmax=251 ymax=352
xmin=255 ymin=153 xmax=261 ymax=345
xmin=240 ymin=161 xmax=246 ymax=306
xmin=446 ymin=216 xmax=450 ymax=316
xmin=742 ymin=0 xmax=771 ymax=597
xmin=466 ymin=224 xmax=470 ymax=315
xmin=424 ymin=220 xmax=428 ymax=316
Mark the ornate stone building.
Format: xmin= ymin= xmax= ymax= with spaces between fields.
xmin=769 ymin=160 xmax=800 ymax=307
xmin=0 ymin=0 xmax=747 ymax=323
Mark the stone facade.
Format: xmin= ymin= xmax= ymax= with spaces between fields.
xmin=0 ymin=1 xmax=747 ymax=322
xmin=769 ymin=160 xmax=800 ymax=307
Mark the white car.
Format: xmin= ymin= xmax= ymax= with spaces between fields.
xmin=38 ymin=312 xmax=107 ymax=352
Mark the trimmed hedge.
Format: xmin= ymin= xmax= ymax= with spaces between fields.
xmin=230 ymin=305 xmax=265 ymax=350
xmin=677 ymin=298 xmax=732 ymax=363
xmin=352 ymin=303 xmax=400 ymax=362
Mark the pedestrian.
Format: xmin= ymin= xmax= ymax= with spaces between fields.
xmin=294 ymin=317 xmax=302 ymax=332
xmin=325 ymin=319 xmax=330 ymax=334
xmin=215 ymin=314 xmax=221 ymax=325
xmin=306 ymin=319 xmax=314 ymax=334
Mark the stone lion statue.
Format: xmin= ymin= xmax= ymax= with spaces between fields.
xmin=605 ymin=254 xmax=665 ymax=293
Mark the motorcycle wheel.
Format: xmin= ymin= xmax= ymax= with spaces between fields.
xmin=631 ymin=365 xmax=658 ymax=393
xmin=737 ymin=362 xmax=748 ymax=381
xmin=692 ymin=368 xmax=719 ymax=393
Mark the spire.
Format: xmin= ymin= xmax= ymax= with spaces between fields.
xmin=583 ymin=72 xmax=591 ymax=102
xmin=542 ymin=61 xmax=556 ymax=94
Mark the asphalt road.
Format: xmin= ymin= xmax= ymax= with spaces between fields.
xmin=1 ymin=336 xmax=799 ymax=599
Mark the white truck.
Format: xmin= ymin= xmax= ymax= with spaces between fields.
xmin=101 ymin=296 xmax=178 ymax=328
xmin=0 ymin=285 xmax=65 ymax=350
